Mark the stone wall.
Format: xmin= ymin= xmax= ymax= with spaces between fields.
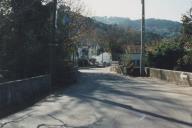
xmin=146 ymin=68 xmax=192 ymax=87
xmin=110 ymin=66 xmax=144 ymax=76
xmin=110 ymin=65 xmax=124 ymax=74
xmin=0 ymin=66 xmax=79 ymax=118
xmin=0 ymin=75 xmax=50 ymax=116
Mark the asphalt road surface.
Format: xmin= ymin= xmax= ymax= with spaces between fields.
xmin=0 ymin=68 xmax=192 ymax=128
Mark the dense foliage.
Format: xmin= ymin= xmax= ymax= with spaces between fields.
xmin=0 ymin=0 xmax=52 ymax=79
xmin=146 ymin=8 xmax=192 ymax=72
xmin=147 ymin=41 xmax=185 ymax=69
xmin=0 ymin=0 xmax=87 ymax=80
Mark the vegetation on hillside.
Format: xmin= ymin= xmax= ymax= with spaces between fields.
xmin=93 ymin=16 xmax=181 ymax=38
xmin=82 ymin=20 xmax=162 ymax=61
xmin=146 ymin=7 xmax=192 ymax=72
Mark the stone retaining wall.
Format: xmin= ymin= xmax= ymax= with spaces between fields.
xmin=0 ymin=75 xmax=50 ymax=115
xmin=110 ymin=65 xmax=124 ymax=74
xmin=110 ymin=65 xmax=144 ymax=76
xmin=0 ymin=66 xmax=79 ymax=118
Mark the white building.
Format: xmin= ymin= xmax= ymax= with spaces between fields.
xmin=92 ymin=52 xmax=112 ymax=65
xmin=77 ymin=43 xmax=100 ymax=60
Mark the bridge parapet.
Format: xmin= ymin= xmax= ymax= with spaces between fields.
xmin=146 ymin=67 xmax=192 ymax=87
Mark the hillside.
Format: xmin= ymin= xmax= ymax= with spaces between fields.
xmin=93 ymin=17 xmax=182 ymax=38
xmin=77 ymin=16 xmax=162 ymax=60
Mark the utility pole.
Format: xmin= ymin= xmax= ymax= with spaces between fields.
xmin=53 ymin=0 xmax=57 ymax=33
xmin=101 ymin=48 xmax=104 ymax=66
xmin=50 ymin=0 xmax=57 ymax=87
xmin=140 ymin=0 xmax=145 ymax=76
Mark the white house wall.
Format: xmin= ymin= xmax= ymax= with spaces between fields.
xmin=92 ymin=52 xmax=112 ymax=64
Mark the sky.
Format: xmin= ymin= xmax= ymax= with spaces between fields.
xmin=81 ymin=0 xmax=192 ymax=22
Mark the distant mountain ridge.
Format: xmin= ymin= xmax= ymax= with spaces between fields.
xmin=93 ymin=16 xmax=182 ymax=38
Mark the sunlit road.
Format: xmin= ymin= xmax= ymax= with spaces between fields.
xmin=1 ymin=68 xmax=192 ymax=128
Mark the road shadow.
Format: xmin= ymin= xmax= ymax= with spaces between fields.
xmin=61 ymin=70 xmax=191 ymax=126
xmin=80 ymin=95 xmax=192 ymax=127
xmin=13 ymin=68 xmax=191 ymax=128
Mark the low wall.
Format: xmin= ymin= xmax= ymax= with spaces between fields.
xmin=110 ymin=65 xmax=145 ymax=76
xmin=0 ymin=75 xmax=50 ymax=115
xmin=0 ymin=66 xmax=79 ymax=118
xmin=146 ymin=68 xmax=192 ymax=87
xmin=110 ymin=65 xmax=123 ymax=74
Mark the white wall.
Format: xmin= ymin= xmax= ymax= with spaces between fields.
xmin=92 ymin=52 xmax=112 ymax=64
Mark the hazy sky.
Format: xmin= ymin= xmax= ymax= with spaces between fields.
xmin=82 ymin=0 xmax=192 ymax=22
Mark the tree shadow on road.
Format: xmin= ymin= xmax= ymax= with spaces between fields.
xmin=44 ymin=70 xmax=192 ymax=127
xmin=79 ymin=95 xmax=192 ymax=127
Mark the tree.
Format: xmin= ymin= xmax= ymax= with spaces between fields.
xmin=146 ymin=7 xmax=192 ymax=72
xmin=147 ymin=41 xmax=185 ymax=70
xmin=0 ymin=0 xmax=52 ymax=79
xmin=181 ymin=8 xmax=192 ymax=38
xmin=0 ymin=0 xmax=87 ymax=79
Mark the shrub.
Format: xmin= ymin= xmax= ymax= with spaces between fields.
xmin=147 ymin=41 xmax=185 ymax=70
xmin=180 ymin=50 xmax=192 ymax=72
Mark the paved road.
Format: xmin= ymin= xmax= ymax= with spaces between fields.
xmin=0 ymin=68 xmax=192 ymax=128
